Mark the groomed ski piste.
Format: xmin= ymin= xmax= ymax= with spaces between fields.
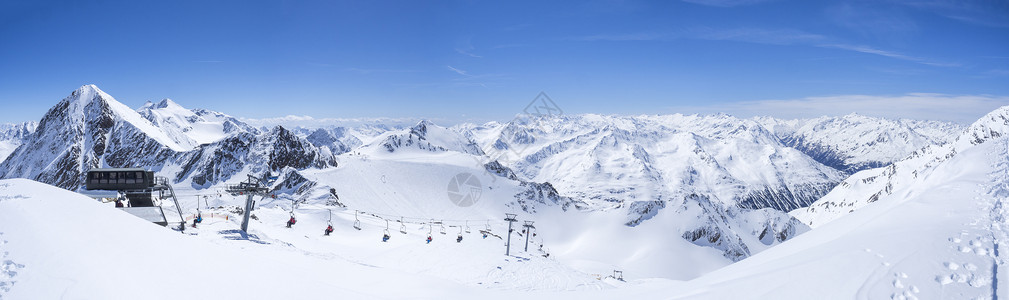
xmin=1 ymin=130 xmax=1008 ymax=299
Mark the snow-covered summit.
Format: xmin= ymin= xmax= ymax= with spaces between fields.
xmin=0 ymin=85 xmax=188 ymax=189
xmin=137 ymin=97 xmax=258 ymax=149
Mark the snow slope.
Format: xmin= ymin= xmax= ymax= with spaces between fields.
xmin=793 ymin=106 xmax=1009 ymax=228
xmin=3 ymin=135 xmax=1002 ymax=299
xmin=756 ymin=114 xmax=961 ymax=174
xmin=642 ymin=134 xmax=1009 ymax=299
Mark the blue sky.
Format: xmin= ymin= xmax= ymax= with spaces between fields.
xmin=1 ymin=0 xmax=1008 ymax=124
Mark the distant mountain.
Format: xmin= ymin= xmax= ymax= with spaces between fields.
xmin=755 ymin=114 xmax=962 ymax=174
xmin=792 ymin=106 xmax=1009 ymax=227
xmin=137 ymin=98 xmax=259 ymax=149
xmin=0 ymin=121 xmax=37 ymax=163
xmin=174 ymin=125 xmax=338 ymax=188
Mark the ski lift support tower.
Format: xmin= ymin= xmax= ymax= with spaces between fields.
xmin=226 ymin=174 xmax=272 ymax=233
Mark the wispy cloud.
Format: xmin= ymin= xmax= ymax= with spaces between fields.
xmin=568 ymin=32 xmax=669 ymax=42
xmin=669 ymin=93 xmax=1009 ymax=123
xmin=894 ymin=0 xmax=1009 ymax=28
xmin=681 ymin=0 xmax=779 ymax=7
xmin=825 ymin=3 xmax=919 ymax=40
xmin=689 ymin=27 xmax=826 ymax=45
xmin=345 ymin=68 xmax=419 ymax=74
xmin=455 ymin=38 xmax=483 ymax=58
xmin=194 ymin=60 xmax=223 ymax=63
xmin=455 ymin=45 xmax=483 ymax=58
xmin=819 ymin=44 xmax=959 ymax=67
xmin=570 ymin=27 xmax=958 ymax=67
xmin=446 ymin=65 xmax=470 ymax=76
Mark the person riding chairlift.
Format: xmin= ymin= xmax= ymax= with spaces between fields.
xmin=114 ymin=199 xmax=124 ymax=208
xmin=287 ymin=216 xmax=297 ymax=228
xmin=382 ymin=234 xmax=390 ymax=242
xmin=426 ymin=236 xmax=433 ymax=244
xmin=325 ymin=225 xmax=334 ymax=236
xmin=456 ymin=235 xmax=463 ymax=243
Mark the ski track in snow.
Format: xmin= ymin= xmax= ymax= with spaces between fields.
xmin=936 ymin=138 xmax=1009 ymax=300
xmin=0 ymin=183 xmax=25 ymax=299
xmin=0 ymin=232 xmax=25 ymax=299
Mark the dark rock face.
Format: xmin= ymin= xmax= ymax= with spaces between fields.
xmin=1 ymin=86 xmax=339 ymax=191
xmin=0 ymin=86 xmax=181 ymax=189
xmin=736 ymin=182 xmax=837 ymax=212
xmin=176 ymin=126 xmax=337 ymax=189
xmin=272 ymin=168 xmax=317 ymax=195
xmin=511 ymin=181 xmax=586 ymax=213
xmin=484 ymin=161 xmax=519 ymax=181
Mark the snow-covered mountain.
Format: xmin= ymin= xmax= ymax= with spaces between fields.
xmin=792 ymin=106 xmax=1009 ymax=228
xmin=172 ymin=125 xmax=338 ymax=188
xmin=472 ymin=114 xmax=843 ymax=216
xmin=0 ymin=84 xmax=969 ymax=283
xmin=756 ymin=114 xmax=962 ymax=174
xmin=0 ymin=85 xmax=185 ymax=189
xmin=0 ymin=121 xmax=36 ymax=163
xmin=0 ymin=85 xmax=338 ymax=190
xmin=137 ymin=98 xmax=259 ymax=149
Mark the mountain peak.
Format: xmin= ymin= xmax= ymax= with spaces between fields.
xmin=155 ymin=98 xmax=181 ymax=109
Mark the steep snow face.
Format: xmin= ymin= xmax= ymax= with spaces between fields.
xmin=793 ymin=105 xmax=1009 ymax=228
xmin=756 ymin=114 xmax=961 ymax=174
xmin=0 ymin=85 xmax=185 ymax=189
xmin=137 ymin=98 xmax=258 ymax=149
xmin=0 ymin=121 xmax=36 ymax=163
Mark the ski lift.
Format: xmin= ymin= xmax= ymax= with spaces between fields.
xmin=465 ymin=220 xmax=471 ymax=233
xmin=426 ymin=221 xmax=434 ymax=243
xmin=457 ymin=226 xmax=464 ymax=243
xmin=353 ymin=210 xmax=362 ymax=230
xmin=383 ymin=219 xmax=391 ymax=241
xmin=399 ymin=217 xmax=407 ymax=234
xmin=440 ymin=221 xmax=446 ymax=235
xmin=485 ymin=220 xmax=491 ymax=232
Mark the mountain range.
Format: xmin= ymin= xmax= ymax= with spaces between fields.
xmin=0 ymin=84 xmax=967 ymax=265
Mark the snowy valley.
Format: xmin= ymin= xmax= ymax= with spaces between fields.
xmin=2 ymin=85 xmax=1003 ymax=299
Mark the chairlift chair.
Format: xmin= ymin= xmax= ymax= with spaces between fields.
xmin=353 ymin=210 xmax=362 ymax=230
xmin=465 ymin=220 xmax=471 ymax=233
xmin=382 ymin=228 xmax=391 ymax=242
xmin=399 ymin=217 xmax=407 ymax=234
xmin=440 ymin=221 xmax=446 ymax=235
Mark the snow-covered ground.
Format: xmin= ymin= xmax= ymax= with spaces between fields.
xmin=3 ymin=135 xmax=1007 ymax=299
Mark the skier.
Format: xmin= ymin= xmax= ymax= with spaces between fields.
xmin=287 ymin=216 xmax=297 ymax=228
xmin=325 ymin=225 xmax=334 ymax=236
xmin=426 ymin=236 xmax=432 ymax=244
xmin=382 ymin=234 xmax=390 ymax=242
